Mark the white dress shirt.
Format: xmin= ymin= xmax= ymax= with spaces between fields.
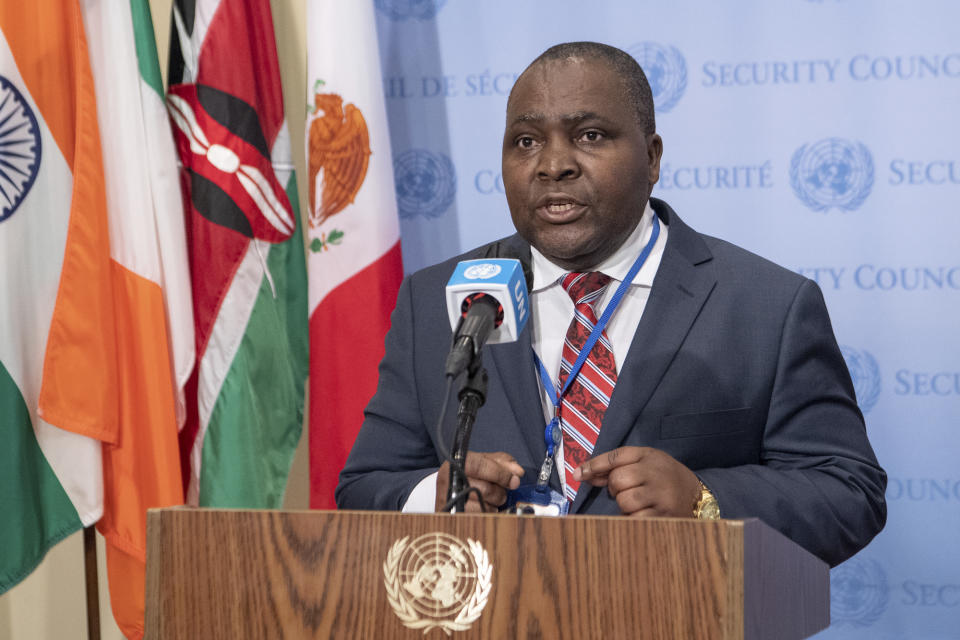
xmin=403 ymin=201 xmax=669 ymax=512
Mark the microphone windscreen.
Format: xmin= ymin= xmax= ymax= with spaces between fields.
xmin=445 ymin=259 xmax=529 ymax=345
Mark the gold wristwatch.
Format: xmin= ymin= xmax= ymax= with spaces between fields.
xmin=693 ymin=480 xmax=720 ymax=520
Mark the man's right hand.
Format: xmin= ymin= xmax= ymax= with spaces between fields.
xmin=435 ymin=451 xmax=524 ymax=512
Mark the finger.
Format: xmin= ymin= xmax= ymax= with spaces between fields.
xmin=467 ymin=478 xmax=509 ymax=508
xmin=463 ymin=491 xmax=486 ymax=512
xmin=606 ymin=463 xmax=649 ymax=498
xmin=489 ymin=451 xmax=525 ymax=477
xmin=434 ymin=461 xmax=450 ymax=511
xmin=576 ymin=446 xmax=647 ymax=481
xmin=586 ymin=474 xmax=609 ymax=487
xmin=613 ymin=486 xmax=655 ymax=516
xmin=464 ymin=452 xmax=522 ymax=489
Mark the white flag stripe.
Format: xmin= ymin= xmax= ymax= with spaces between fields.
xmin=139 ymin=77 xmax=195 ymax=425
xmin=306 ymin=0 xmax=400 ymax=310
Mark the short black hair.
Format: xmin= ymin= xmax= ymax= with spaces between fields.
xmin=513 ymin=41 xmax=656 ymax=134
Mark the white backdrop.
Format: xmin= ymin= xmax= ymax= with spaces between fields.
xmin=373 ymin=1 xmax=960 ymax=637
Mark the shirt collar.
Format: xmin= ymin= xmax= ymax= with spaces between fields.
xmin=530 ymin=200 xmax=661 ymax=292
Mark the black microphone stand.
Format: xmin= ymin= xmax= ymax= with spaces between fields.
xmin=445 ymin=354 xmax=488 ymax=513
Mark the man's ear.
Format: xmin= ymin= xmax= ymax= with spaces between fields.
xmin=647 ymin=133 xmax=663 ymax=184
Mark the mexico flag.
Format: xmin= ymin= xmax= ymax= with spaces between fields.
xmin=168 ymin=0 xmax=308 ymax=508
xmin=81 ymin=0 xmax=194 ymax=637
xmin=306 ymin=2 xmax=403 ymax=508
xmin=0 ymin=0 xmax=115 ymax=594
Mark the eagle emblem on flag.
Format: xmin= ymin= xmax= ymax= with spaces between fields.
xmin=307 ymin=82 xmax=371 ymax=228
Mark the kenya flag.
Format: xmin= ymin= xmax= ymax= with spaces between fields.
xmin=306 ymin=1 xmax=403 ymax=508
xmin=168 ymin=0 xmax=308 ymax=508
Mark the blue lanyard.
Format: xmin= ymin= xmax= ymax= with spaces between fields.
xmin=532 ymin=214 xmax=661 ymax=488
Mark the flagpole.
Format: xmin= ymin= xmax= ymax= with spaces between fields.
xmin=83 ymin=526 xmax=101 ymax=640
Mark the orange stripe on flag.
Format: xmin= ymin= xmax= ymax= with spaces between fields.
xmin=0 ymin=0 xmax=119 ymax=442
xmin=97 ymin=261 xmax=183 ymax=640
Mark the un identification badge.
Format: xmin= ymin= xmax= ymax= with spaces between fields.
xmin=382 ymin=533 xmax=492 ymax=634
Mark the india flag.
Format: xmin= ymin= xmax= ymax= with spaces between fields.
xmin=306 ymin=1 xmax=404 ymax=508
xmin=81 ymin=0 xmax=194 ymax=637
xmin=0 ymin=0 xmax=116 ymax=593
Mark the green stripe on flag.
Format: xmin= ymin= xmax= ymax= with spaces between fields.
xmin=129 ymin=0 xmax=164 ymax=97
xmin=199 ymin=175 xmax=308 ymax=507
xmin=0 ymin=360 xmax=82 ymax=592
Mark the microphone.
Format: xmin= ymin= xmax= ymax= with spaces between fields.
xmin=444 ymin=258 xmax=530 ymax=377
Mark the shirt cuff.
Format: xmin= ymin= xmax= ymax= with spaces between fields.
xmin=401 ymin=471 xmax=438 ymax=513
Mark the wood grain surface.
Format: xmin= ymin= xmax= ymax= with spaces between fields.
xmin=145 ymin=509 xmax=828 ymax=639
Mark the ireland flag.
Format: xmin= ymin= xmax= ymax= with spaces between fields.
xmin=82 ymin=0 xmax=194 ymax=637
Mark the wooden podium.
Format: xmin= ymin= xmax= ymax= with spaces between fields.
xmin=145 ymin=508 xmax=829 ymax=639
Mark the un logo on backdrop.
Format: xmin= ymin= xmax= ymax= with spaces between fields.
xmin=831 ymin=557 xmax=889 ymax=627
xmin=393 ymin=149 xmax=457 ymax=219
xmin=840 ymin=346 xmax=881 ymax=414
xmin=0 ymin=75 xmax=42 ymax=223
xmin=790 ymin=138 xmax=874 ymax=212
xmin=375 ymin=0 xmax=448 ymax=20
xmin=626 ymin=42 xmax=687 ymax=113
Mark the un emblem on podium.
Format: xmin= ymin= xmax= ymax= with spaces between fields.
xmin=383 ymin=532 xmax=492 ymax=634
xmin=790 ymin=138 xmax=874 ymax=212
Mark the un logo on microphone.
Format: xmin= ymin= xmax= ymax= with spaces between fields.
xmin=626 ymin=42 xmax=687 ymax=113
xmin=375 ymin=0 xmax=448 ymax=20
xmin=790 ymin=138 xmax=874 ymax=212
xmin=0 ymin=75 xmax=42 ymax=224
xmin=830 ymin=557 xmax=889 ymax=627
xmin=463 ymin=263 xmax=501 ymax=280
xmin=393 ymin=149 xmax=457 ymax=219
xmin=840 ymin=346 xmax=881 ymax=414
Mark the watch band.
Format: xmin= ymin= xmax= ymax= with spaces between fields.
xmin=693 ymin=480 xmax=720 ymax=520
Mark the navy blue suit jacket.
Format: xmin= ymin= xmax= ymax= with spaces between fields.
xmin=336 ymin=199 xmax=886 ymax=566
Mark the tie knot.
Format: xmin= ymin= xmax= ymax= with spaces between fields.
xmin=561 ymin=272 xmax=612 ymax=307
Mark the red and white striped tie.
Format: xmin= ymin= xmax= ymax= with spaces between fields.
xmin=557 ymin=272 xmax=618 ymax=501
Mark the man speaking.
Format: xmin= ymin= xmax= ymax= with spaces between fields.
xmin=336 ymin=42 xmax=886 ymax=567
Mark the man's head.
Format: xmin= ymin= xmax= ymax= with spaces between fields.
xmin=502 ymin=42 xmax=662 ymax=271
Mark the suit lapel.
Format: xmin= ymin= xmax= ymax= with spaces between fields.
xmin=571 ymin=200 xmax=717 ymax=513
xmin=488 ymin=324 xmax=546 ymax=466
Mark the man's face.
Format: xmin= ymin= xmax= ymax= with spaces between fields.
xmin=502 ymin=57 xmax=662 ymax=271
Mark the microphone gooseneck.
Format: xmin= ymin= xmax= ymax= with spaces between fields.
xmin=440 ymin=256 xmax=530 ymax=512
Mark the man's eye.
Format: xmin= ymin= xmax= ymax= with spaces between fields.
xmin=579 ymin=130 xmax=604 ymax=142
xmin=516 ymin=136 xmax=535 ymax=148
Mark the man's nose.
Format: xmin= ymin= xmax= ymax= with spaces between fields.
xmin=537 ymin=138 xmax=580 ymax=181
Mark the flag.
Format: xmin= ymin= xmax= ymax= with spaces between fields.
xmin=0 ymin=0 xmax=115 ymax=593
xmin=168 ymin=0 xmax=308 ymax=507
xmin=306 ymin=2 xmax=404 ymax=508
xmin=80 ymin=0 xmax=194 ymax=637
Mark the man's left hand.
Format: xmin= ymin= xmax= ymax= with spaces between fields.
xmin=573 ymin=446 xmax=701 ymax=517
